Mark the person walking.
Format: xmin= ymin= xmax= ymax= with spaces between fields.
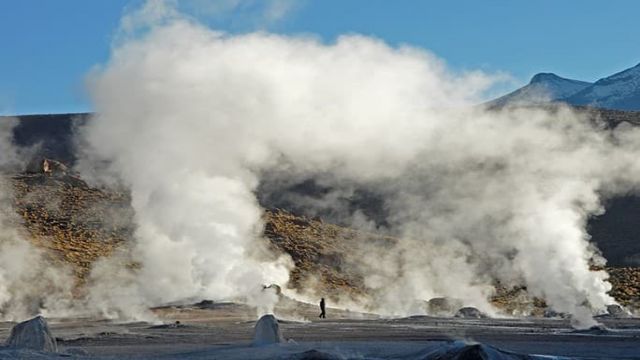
xmin=319 ymin=298 xmax=326 ymax=319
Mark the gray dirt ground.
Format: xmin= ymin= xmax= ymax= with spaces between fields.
xmin=1 ymin=300 xmax=639 ymax=359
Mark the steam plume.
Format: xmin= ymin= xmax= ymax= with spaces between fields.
xmin=0 ymin=118 xmax=75 ymax=320
xmin=77 ymin=4 xmax=640 ymax=327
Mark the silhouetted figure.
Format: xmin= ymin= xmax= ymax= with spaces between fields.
xmin=319 ymin=298 xmax=326 ymax=318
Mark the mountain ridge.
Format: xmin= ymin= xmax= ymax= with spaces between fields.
xmin=564 ymin=63 xmax=640 ymax=110
xmin=488 ymin=73 xmax=592 ymax=108
xmin=490 ymin=63 xmax=640 ymax=110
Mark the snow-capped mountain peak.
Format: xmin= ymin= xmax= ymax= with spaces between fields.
xmin=530 ymin=72 xmax=570 ymax=84
xmin=487 ymin=73 xmax=592 ymax=107
xmin=564 ymin=63 xmax=640 ymax=110
xmin=488 ymin=62 xmax=640 ymax=111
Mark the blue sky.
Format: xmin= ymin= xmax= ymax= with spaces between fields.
xmin=1 ymin=0 xmax=639 ymax=115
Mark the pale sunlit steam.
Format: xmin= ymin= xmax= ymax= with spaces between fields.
xmin=76 ymin=2 xmax=640 ymax=327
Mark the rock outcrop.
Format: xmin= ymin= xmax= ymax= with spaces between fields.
xmin=5 ymin=316 xmax=57 ymax=353
xmin=454 ymin=307 xmax=487 ymax=319
xmin=427 ymin=297 xmax=463 ymax=316
xmin=253 ymin=314 xmax=284 ymax=345
xmin=422 ymin=341 xmax=533 ymax=360
xmin=25 ymin=158 xmax=69 ymax=176
xmin=605 ymin=304 xmax=631 ymax=318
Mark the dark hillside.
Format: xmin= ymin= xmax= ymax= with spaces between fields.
xmin=7 ymin=172 xmax=640 ymax=310
xmin=3 ymin=110 xmax=640 ymax=266
xmin=2 ymin=113 xmax=89 ymax=164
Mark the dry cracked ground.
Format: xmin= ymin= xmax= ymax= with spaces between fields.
xmin=8 ymin=169 xmax=640 ymax=315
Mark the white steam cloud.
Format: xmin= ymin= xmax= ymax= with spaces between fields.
xmin=76 ymin=4 xmax=640 ymax=327
xmin=0 ymin=118 xmax=76 ymax=321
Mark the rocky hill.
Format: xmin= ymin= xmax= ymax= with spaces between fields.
xmin=3 ymin=111 xmax=640 ymax=313
xmin=11 ymin=172 xmax=130 ymax=284
xmin=7 ymin=170 xmax=640 ymax=313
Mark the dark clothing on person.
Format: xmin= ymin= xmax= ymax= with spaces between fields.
xmin=319 ymin=298 xmax=326 ymax=318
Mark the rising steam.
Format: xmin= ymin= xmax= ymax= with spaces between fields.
xmin=73 ymin=1 xmax=640 ymax=327
xmin=0 ymin=118 xmax=76 ymax=321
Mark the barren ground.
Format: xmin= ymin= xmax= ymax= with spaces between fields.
xmin=1 ymin=299 xmax=640 ymax=359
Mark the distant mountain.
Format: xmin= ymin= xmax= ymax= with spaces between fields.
xmin=489 ymin=63 xmax=640 ymax=111
xmin=489 ymin=73 xmax=592 ymax=107
xmin=565 ymin=63 xmax=640 ymax=110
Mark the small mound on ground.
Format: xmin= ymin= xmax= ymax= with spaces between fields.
xmin=284 ymin=349 xmax=342 ymax=360
xmin=191 ymin=300 xmax=238 ymax=310
xmin=572 ymin=324 xmax=612 ymax=335
xmin=594 ymin=304 xmax=632 ymax=319
xmin=606 ymin=304 xmax=631 ymax=318
xmin=427 ymin=297 xmax=463 ymax=316
xmin=253 ymin=314 xmax=284 ymax=345
xmin=543 ymin=308 xmax=569 ymax=318
xmin=454 ymin=307 xmax=487 ymax=319
xmin=148 ymin=321 xmax=189 ymax=329
xmin=421 ymin=341 xmax=535 ymax=360
xmin=5 ymin=316 xmax=57 ymax=353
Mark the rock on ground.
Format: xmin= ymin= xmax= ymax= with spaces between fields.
xmin=421 ymin=341 xmax=534 ymax=360
xmin=427 ymin=297 xmax=463 ymax=316
xmin=5 ymin=316 xmax=57 ymax=353
xmin=607 ymin=304 xmax=631 ymax=318
xmin=285 ymin=349 xmax=342 ymax=360
xmin=253 ymin=314 xmax=284 ymax=345
xmin=454 ymin=307 xmax=487 ymax=319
